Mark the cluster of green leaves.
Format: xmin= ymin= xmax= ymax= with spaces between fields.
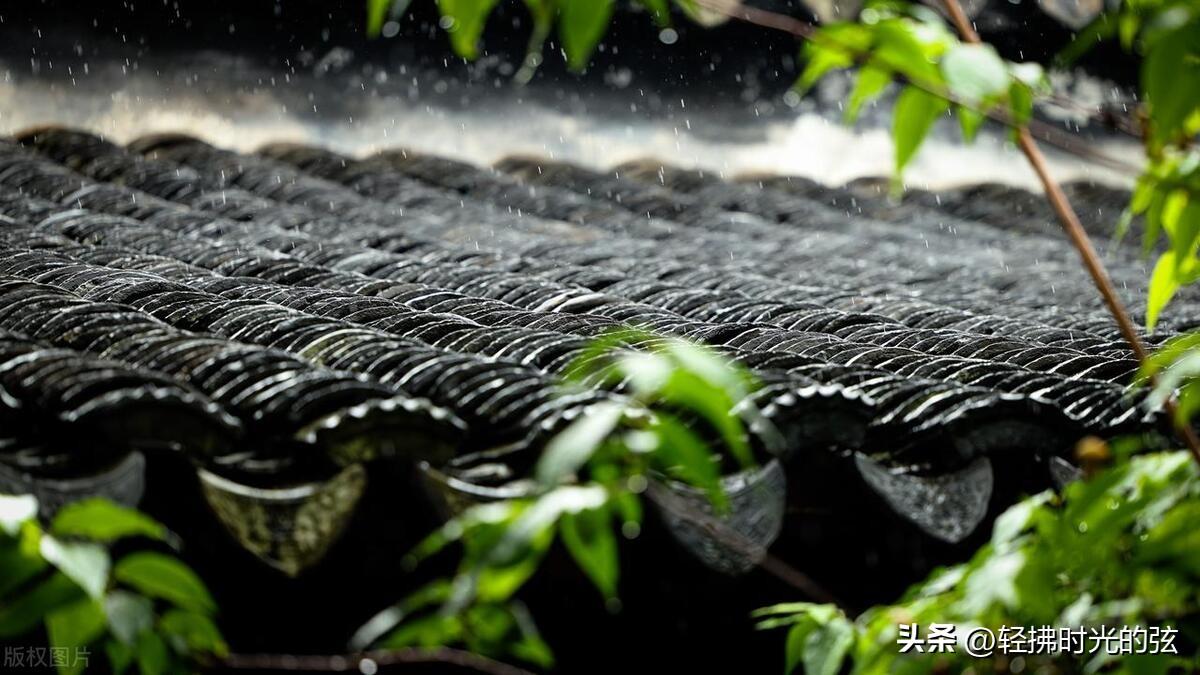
xmin=757 ymin=449 xmax=1200 ymax=674
xmin=0 ymin=496 xmax=225 ymax=675
xmin=796 ymin=1 xmax=1049 ymax=191
xmin=349 ymin=331 xmax=771 ymax=667
xmin=366 ymin=0 xmax=721 ymax=81
xmin=1101 ymin=0 xmax=1200 ymax=328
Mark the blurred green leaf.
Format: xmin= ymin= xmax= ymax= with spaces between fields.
xmin=435 ymin=0 xmax=500 ymax=60
xmin=489 ymin=486 xmax=608 ymax=568
xmin=537 ymin=401 xmax=625 ymax=485
xmin=114 ymin=552 xmax=215 ymax=614
xmin=40 ymin=536 xmax=110 ymax=601
xmin=1147 ymin=251 xmax=1182 ymax=330
xmin=940 ymin=43 xmax=1009 ymax=104
xmin=674 ymin=0 xmax=731 ymax=27
xmin=652 ymin=413 xmax=726 ymax=511
xmin=1143 ymin=19 xmax=1200 ymax=142
xmin=796 ymin=24 xmax=873 ymax=93
xmin=873 ymin=18 xmax=946 ymax=84
xmin=366 ymin=0 xmax=391 ymax=37
xmin=846 ymin=66 xmax=893 ymax=122
xmin=659 ymin=371 xmax=753 ymax=469
xmin=892 ymin=85 xmax=949 ymax=178
xmin=559 ymin=0 xmax=614 ymax=71
xmin=0 ymin=494 xmax=37 ymax=536
xmin=0 ymin=536 xmax=48 ymax=597
xmin=1008 ymin=81 xmax=1034 ymax=128
xmin=956 ymin=105 xmax=985 ymax=142
xmin=51 ymin=499 xmax=166 ymax=544
xmin=106 ymin=639 xmax=134 ymax=675
xmin=801 ymin=615 xmax=855 ymax=675
xmin=378 ymin=614 xmax=462 ymax=649
xmin=0 ymin=573 xmax=84 ymax=638
xmin=559 ymin=506 xmax=619 ymax=600
xmin=104 ymin=590 xmax=154 ymax=646
xmin=349 ymin=580 xmax=452 ymax=651
xmin=135 ymin=630 xmax=169 ymax=675
xmin=159 ymin=609 xmax=228 ymax=658
xmin=45 ymin=599 xmax=105 ymax=675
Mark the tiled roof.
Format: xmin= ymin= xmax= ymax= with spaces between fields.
xmin=0 ymin=127 xmax=1174 ymax=572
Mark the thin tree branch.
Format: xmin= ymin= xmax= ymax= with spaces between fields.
xmin=646 ymin=482 xmax=850 ymax=611
xmin=212 ymin=647 xmax=536 ymax=675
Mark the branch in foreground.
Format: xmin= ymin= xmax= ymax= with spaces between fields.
xmin=213 ymin=647 xmax=536 ymax=675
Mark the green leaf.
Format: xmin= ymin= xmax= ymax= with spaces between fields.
xmin=1008 ymin=81 xmax=1035 ymax=128
xmin=1143 ymin=20 xmax=1200 ymax=142
xmin=159 ymin=609 xmax=229 ymax=658
xmin=0 ymin=573 xmax=85 ymax=637
xmin=0 ymin=494 xmax=37 ymax=536
xmin=489 ymin=486 xmax=609 ymax=568
xmin=366 ymin=0 xmax=391 ymax=37
xmin=658 ymin=370 xmax=753 ymax=469
xmin=51 ymin=499 xmax=166 ymax=543
xmin=40 ymin=536 xmax=110 ymax=600
xmin=674 ymin=0 xmax=730 ymax=27
xmin=349 ymin=580 xmax=452 ymax=651
xmin=956 ymin=105 xmax=985 ymax=142
xmin=536 ymin=401 xmax=625 ymax=485
xmin=845 ymin=66 xmax=893 ymax=122
xmin=0 ymin=536 xmax=49 ymax=597
xmin=957 ymin=550 xmax=1026 ymax=615
xmin=940 ymin=43 xmax=1009 ymax=104
xmin=652 ymin=413 xmax=726 ymax=511
xmin=892 ymin=85 xmax=949 ymax=177
xmin=45 ymin=599 xmax=106 ymax=675
xmin=106 ymin=639 xmax=134 ymax=675
xmin=558 ymin=0 xmax=615 ymax=71
xmin=559 ymin=506 xmax=619 ymax=600
xmin=873 ymin=18 xmax=945 ymax=85
xmin=114 ymin=552 xmax=215 ymax=614
xmin=664 ymin=340 xmax=751 ymax=398
xmin=377 ymin=614 xmax=462 ymax=650
xmin=634 ymin=0 xmax=670 ymax=26
xmin=795 ymin=24 xmax=872 ymax=93
xmin=1147 ymin=251 xmax=1182 ymax=330
xmin=991 ymin=491 xmax=1052 ymax=549
xmin=802 ymin=616 xmax=855 ymax=675
xmin=435 ymin=0 xmax=500 ymax=60
xmin=104 ymin=590 xmax=154 ymax=646
xmin=135 ymin=630 xmax=169 ymax=675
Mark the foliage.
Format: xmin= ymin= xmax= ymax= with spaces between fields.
xmin=757 ymin=449 xmax=1200 ymax=674
xmin=1088 ymin=0 xmax=1200 ymax=329
xmin=795 ymin=1 xmax=1049 ymax=192
xmin=366 ymin=0 xmax=717 ymax=81
xmin=350 ymin=331 xmax=775 ymax=666
xmin=0 ymin=496 xmax=225 ymax=675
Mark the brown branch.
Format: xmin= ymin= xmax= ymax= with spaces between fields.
xmin=645 ymin=482 xmax=849 ymax=611
xmin=211 ymin=647 xmax=536 ymax=675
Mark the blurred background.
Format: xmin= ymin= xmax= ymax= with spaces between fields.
xmin=0 ymin=0 xmax=1143 ymax=188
